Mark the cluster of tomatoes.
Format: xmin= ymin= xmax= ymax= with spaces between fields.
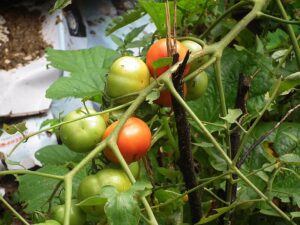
xmin=35 ymin=38 xmax=208 ymax=225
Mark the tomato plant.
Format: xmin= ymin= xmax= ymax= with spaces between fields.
xmin=106 ymin=56 xmax=150 ymax=100
xmin=186 ymin=71 xmax=208 ymax=100
xmin=102 ymin=117 xmax=152 ymax=163
xmin=51 ymin=202 xmax=86 ymax=225
xmin=146 ymin=38 xmax=189 ymax=77
xmin=77 ymin=168 xmax=131 ymax=216
xmin=59 ymin=108 xmax=106 ymax=153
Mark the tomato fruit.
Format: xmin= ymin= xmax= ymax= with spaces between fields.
xmin=181 ymin=40 xmax=208 ymax=73
xmin=155 ymin=83 xmax=187 ymax=107
xmin=77 ymin=168 xmax=131 ymax=216
xmin=186 ymin=71 xmax=208 ymax=100
xmin=106 ymin=56 xmax=150 ymax=99
xmin=51 ymin=202 xmax=86 ymax=225
xmin=102 ymin=117 xmax=152 ymax=164
xmin=109 ymin=161 xmax=140 ymax=179
xmin=146 ymin=38 xmax=189 ymax=77
xmin=60 ymin=108 xmax=106 ymax=153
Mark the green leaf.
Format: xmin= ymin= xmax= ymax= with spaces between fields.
xmin=46 ymin=47 xmax=120 ymax=100
xmin=221 ymin=108 xmax=242 ymax=124
xmin=197 ymin=204 xmax=237 ymax=224
xmin=146 ymin=89 xmax=160 ymax=103
xmin=157 ymin=167 xmax=181 ymax=182
xmin=3 ymin=122 xmax=27 ymax=135
xmin=291 ymin=212 xmax=300 ymax=218
xmin=50 ymin=0 xmax=71 ymax=13
xmin=266 ymin=29 xmax=289 ymax=50
xmin=152 ymin=57 xmax=173 ymax=77
xmin=124 ymin=24 xmax=148 ymax=44
xmin=106 ymin=8 xmax=145 ymax=35
xmin=35 ymin=145 xmax=85 ymax=166
xmin=105 ymin=191 xmax=140 ymax=225
xmin=18 ymin=166 xmax=68 ymax=213
xmin=280 ymin=153 xmax=300 ymax=164
xmin=139 ymin=0 xmax=182 ymax=36
xmin=111 ymin=35 xmax=124 ymax=47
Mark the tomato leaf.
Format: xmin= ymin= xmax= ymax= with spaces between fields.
xmin=3 ymin=122 xmax=27 ymax=135
xmin=18 ymin=166 xmax=68 ymax=213
xmin=104 ymin=189 xmax=140 ymax=225
xmin=77 ymin=195 xmax=107 ymax=207
xmin=106 ymin=7 xmax=145 ymax=35
xmin=220 ymin=108 xmax=242 ymax=124
xmin=50 ymin=0 xmax=71 ymax=13
xmin=46 ymin=46 xmax=120 ymax=101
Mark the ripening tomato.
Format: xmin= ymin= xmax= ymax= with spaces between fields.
xmin=146 ymin=38 xmax=190 ymax=77
xmin=106 ymin=56 xmax=150 ymax=100
xmin=103 ymin=117 xmax=152 ymax=164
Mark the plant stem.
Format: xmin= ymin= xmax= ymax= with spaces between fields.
xmin=161 ymin=116 xmax=177 ymax=150
xmin=7 ymin=102 xmax=133 ymax=157
xmin=234 ymin=78 xmax=282 ymax=166
xmin=200 ymin=1 xmax=253 ymax=39
xmin=0 ymin=170 xmax=64 ymax=180
xmin=257 ymin=12 xmax=300 ymax=25
xmin=0 ymin=195 xmax=30 ymax=225
xmin=275 ymin=0 xmax=300 ymax=69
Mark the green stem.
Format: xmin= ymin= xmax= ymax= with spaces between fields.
xmin=276 ymin=0 xmax=300 ymax=69
xmin=0 ymin=195 xmax=30 ymax=225
xmin=233 ymin=78 xmax=282 ymax=165
xmin=63 ymin=175 xmax=73 ymax=225
xmin=150 ymin=172 xmax=231 ymax=210
xmin=0 ymin=170 xmax=64 ymax=180
xmin=161 ymin=116 xmax=177 ymax=150
xmin=177 ymin=36 xmax=206 ymax=47
xmin=257 ymin=12 xmax=300 ymax=25
xmin=204 ymin=187 xmax=229 ymax=205
xmin=233 ymin=166 xmax=295 ymax=225
xmin=200 ymin=1 xmax=253 ymax=39
xmin=7 ymin=102 xmax=133 ymax=157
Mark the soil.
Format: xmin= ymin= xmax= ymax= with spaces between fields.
xmin=0 ymin=5 xmax=50 ymax=71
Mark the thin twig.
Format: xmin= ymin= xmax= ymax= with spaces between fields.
xmin=237 ymin=104 xmax=300 ymax=168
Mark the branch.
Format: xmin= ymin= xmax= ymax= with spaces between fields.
xmin=237 ymin=104 xmax=300 ymax=168
xmin=257 ymin=12 xmax=300 ymax=25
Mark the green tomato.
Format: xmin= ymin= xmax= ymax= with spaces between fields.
xmin=186 ymin=71 xmax=208 ymax=100
xmin=181 ymin=40 xmax=208 ymax=73
xmin=33 ymin=220 xmax=61 ymax=225
xmin=108 ymin=161 xmax=140 ymax=179
xmin=51 ymin=202 xmax=86 ymax=225
xmin=60 ymin=108 xmax=106 ymax=153
xmin=106 ymin=56 xmax=150 ymax=99
xmin=77 ymin=168 xmax=132 ymax=217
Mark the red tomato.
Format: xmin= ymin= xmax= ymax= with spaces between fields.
xmin=146 ymin=38 xmax=190 ymax=77
xmin=155 ymin=83 xmax=187 ymax=107
xmin=103 ymin=117 xmax=152 ymax=163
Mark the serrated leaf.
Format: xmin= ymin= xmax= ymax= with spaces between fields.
xmin=139 ymin=0 xmax=182 ymax=36
xmin=130 ymin=181 xmax=152 ymax=193
xmin=3 ymin=122 xmax=27 ymax=135
xmin=18 ymin=166 xmax=68 ymax=213
xmin=124 ymin=24 xmax=148 ymax=44
xmin=100 ymin=186 xmax=119 ymax=199
xmin=105 ymin=191 xmax=140 ymax=225
xmin=266 ymin=29 xmax=289 ymax=50
xmin=35 ymin=145 xmax=85 ymax=166
xmin=51 ymin=0 xmax=71 ymax=13
xmin=106 ymin=8 xmax=145 ymax=35
xmin=111 ymin=35 xmax=124 ymax=46
xmin=46 ymin=47 xmax=120 ymax=100
xmin=220 ymin=109 xmax=242 ymax=124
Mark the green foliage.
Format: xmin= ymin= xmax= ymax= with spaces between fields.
xmin=50 ymin=0 xmax=71 ymax=13
xmin=3 ymin=122 xmax=27 ymax=135
xmin=18 ymin=145 xmax=88 ymax=213
xmin=46 ymin=47 xmax=120 ymax=101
